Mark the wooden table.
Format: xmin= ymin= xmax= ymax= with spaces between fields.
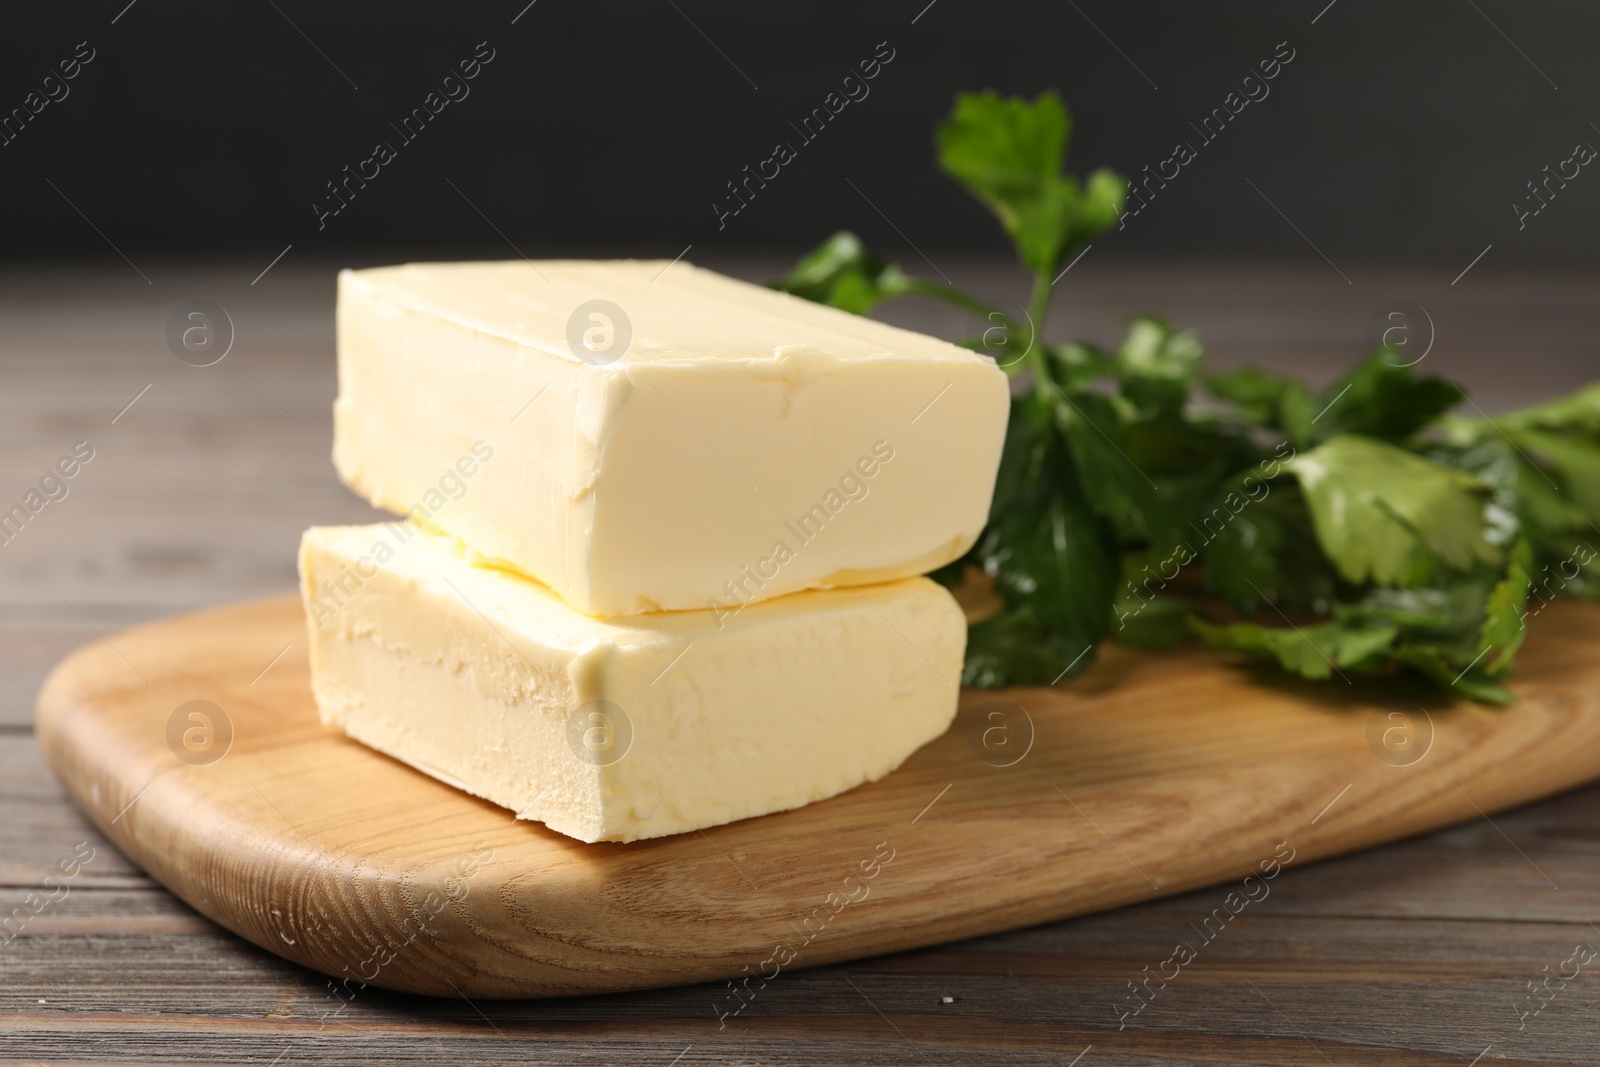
xmin=4 ymin=255 xmax=1598 ymax=1065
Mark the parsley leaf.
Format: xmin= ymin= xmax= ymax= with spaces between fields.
xmin=1310 ymin=351 xmax=1466 ymax=444
xmin=1193 ymin=616 xmax=1400 ymax=681
xmin=1205 ymin=366 xmax=1316 ymax=447
xmin=769 ymin=230 xmax=911 ymax=313
xmin=936 ymin=90 xmax=1124 ymax=277
xmin=960 ymin=608 xmax=1068 ymax=689
xmin=1112 ymin=317 xmax=1204 ymax=418
xmin=1506 ymin=430 xmax=1600 ymax=525
xmin=1200 ymin=483 xmax=1340 ymax=615
xmin=770 ymin=230 xmax=997 ymax=319
xmin=1494 ymin=381 xmax=1600 ymax=436
xmin=1479 ymin=537 xmax=1535 ymax=674
xmin=1285 ymin=435 xmax=1501 ymax=586
xmin=969 ymin=394 xmax=1118 ymax=683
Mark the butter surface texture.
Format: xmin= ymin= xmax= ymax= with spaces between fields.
xmin=299 ymin=523 xmax=966 ymax=843
xmin=334 ymin=260 xmax=1009 ymax=616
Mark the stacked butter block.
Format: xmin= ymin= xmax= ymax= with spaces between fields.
xmin=299 ymin=260 xmax=1009 ymax=842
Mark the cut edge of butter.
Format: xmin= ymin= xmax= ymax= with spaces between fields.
xmin=298 ymin=522 xmax=967 ymax=843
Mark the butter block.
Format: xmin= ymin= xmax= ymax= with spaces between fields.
xmin=299 ymin=523 xmax=966 ymax=843
xmin=334 ymin=260 xmax=1009 ymax=616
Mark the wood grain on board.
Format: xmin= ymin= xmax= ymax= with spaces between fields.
xmin=33 ymin=592 xmax=1600 ymax=1000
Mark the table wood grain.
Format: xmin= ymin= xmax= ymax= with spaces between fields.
xmin=3 ymin=257 xmax=1599 ymax=1064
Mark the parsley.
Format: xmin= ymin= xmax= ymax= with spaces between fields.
xmin=773 ymin=91 xmax=1600 ymax=702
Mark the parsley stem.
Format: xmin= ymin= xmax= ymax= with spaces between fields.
xmin=1025 ymin=267 xmax=1056 ymax=400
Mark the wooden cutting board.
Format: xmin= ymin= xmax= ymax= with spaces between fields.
xmin=35 ymin=593 xmax=1600 ymax=1000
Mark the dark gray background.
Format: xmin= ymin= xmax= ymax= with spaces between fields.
xmin=1 ymin=0 xmax=1595 ymax=264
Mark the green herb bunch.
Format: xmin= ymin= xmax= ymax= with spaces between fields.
xmin=773 ymin=91 xmax=1600 ymax=702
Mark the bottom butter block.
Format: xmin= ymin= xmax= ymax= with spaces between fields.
xmin=298 ymin=524 xmax=966 ymax=843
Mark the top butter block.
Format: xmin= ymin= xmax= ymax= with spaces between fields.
xmin=334 ymin=260 xmax=1010 ymax=617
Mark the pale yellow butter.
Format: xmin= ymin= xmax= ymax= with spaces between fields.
xmin=299 ymin=523 xmax=966 ymax=843
xmin=333 ymin=260 xmax=1009 ymax=617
